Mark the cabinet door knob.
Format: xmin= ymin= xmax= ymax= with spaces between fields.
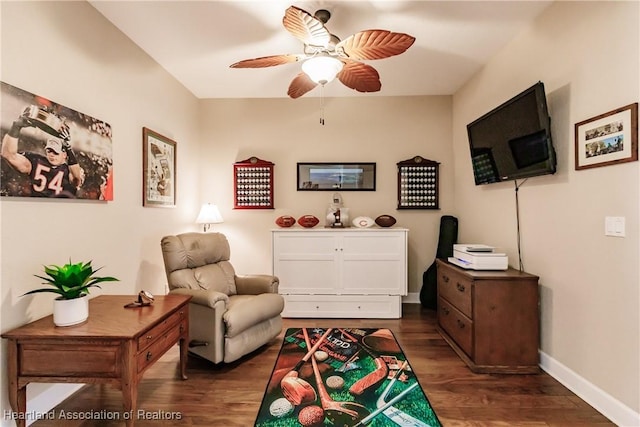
xmin=146 ymin=351 xmax=153 ymax=361
xmin=442 ymin=275 xmax=450 ymax=283
xmin=456 ymin=283 xmax=465 ymax=292
xmin=442 ymin=307 xmax=450 ymax=315
xmin=457 ymin=319 xmax=465 ymax=329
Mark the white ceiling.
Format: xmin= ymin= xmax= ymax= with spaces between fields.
xmin=89 ymin=1 xmax=552 ymax=99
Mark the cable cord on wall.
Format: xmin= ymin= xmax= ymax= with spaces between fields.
xmin=514 ymin=179 xmax=528 ymax=272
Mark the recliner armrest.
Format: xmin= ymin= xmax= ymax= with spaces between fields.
xmin=235 ymin=274 xmax=279 ymax=295
xmin=169 ymin=288 xmax=229 ymax=308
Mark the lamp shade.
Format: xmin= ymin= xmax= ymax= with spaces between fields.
xmin=196 ymin=203 xmax=223 ymax=231
xmin=302 ymin=55 xmax=344 ymax=85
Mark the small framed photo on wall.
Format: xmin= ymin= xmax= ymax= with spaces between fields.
xmin=142 ymin=127 xmax=176 ymax=207
xmin=575 ymin=103 xmax=638 ymax=170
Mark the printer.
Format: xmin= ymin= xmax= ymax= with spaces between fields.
xmin=448 ymin=244 xmax=508 ymax=270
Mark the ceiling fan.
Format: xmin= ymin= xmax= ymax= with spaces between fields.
xmin=230 ymin=5 xmax=416 ymax=99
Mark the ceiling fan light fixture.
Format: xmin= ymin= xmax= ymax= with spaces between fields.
xmin=231 ymin=5 xmax=415 ymax=98
xmin=302 ymin=55 xmax=344 ymax=85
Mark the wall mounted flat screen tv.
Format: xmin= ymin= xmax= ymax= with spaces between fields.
xmin=467 ymin=81 xmax=556 ymax=185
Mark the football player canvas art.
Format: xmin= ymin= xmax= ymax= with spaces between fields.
xmin=0 ymin=82 xmax=113 ymax=200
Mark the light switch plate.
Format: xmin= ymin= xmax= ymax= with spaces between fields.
xmin=605 ymin=216 xmax=625 ymax=237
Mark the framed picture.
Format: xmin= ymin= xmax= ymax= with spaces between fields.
xmin=1 ymin=81 xmax=114 ymax=200
xmin=142 ymin=127 xmax=176 ymax=207
xmin=575 ymin=103 xmax=638 ymax=170
xmin=297 ymin=162 xmax=376 ymax=191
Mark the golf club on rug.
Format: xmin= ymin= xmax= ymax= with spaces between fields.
xmin=304 ymin=328 xmax=370 ymax=426
xmin=376 ymin=361 xmax=431 ymax=426
xmin=338 ymin=329 xmax=389 ymax=396
xmin=352 ymin=382 xmax=419 ymax=427
xmin=280 ymin=328 xmax=332 ymax=405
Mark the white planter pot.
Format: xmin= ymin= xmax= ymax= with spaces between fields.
xmin=53 ymin=295 xmax=89 ymax=327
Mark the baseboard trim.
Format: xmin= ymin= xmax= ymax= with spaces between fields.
xmin=23 ymin=384 xmax=83 ymax=426
xmin=403 ymin=292 xmax=421 ymax=304
xmin=539 ymin=350 xmax=640 ymax=426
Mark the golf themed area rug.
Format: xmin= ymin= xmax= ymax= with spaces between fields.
xmin=255 ymin=327 xmax=441 ymax=427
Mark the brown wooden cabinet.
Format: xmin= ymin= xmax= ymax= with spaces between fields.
xmin=436 ymin=259 xmax=540 ymax=374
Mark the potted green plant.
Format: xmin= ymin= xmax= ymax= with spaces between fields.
xmin=23 ymin=260 xmax=119 ymax=326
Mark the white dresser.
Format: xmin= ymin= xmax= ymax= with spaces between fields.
xmin=271 ymin=228 xmax=408 ymax=318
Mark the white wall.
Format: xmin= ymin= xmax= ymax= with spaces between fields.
xmin=0 ymin=2 xmax=202 ymax=424
xmin=452 ymin=1 xmax=639 ymax=423
xmin=198 ymin=96 xmax=454 ymax=296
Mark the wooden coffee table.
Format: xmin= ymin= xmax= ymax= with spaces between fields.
xmin=1 ymin=294 xmax=190 ymax=427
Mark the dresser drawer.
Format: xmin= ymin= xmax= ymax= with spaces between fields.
xmin=438 ymin=266 xmax=473 ymax=318
xmin=137 ymin=307 xmax=187 ymax=351
xmin=137 ymin=319 xmax=187 ymax=373
xmin=20 ymin=342 xmax=121 ymax=377
xmin=438 ymin=297 xmax=472 ymax=357
xmin=282 ymin=295 xmax=402 ymax=318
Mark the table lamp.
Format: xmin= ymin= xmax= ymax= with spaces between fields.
xmin=196 ymin=203 xmax=223 ymax=232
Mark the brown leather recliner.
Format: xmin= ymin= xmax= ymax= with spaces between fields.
xmin=160 ymin=232 xmax=284 ymax=364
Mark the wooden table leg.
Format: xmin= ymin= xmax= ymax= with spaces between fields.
xmin=122 ymin=386 xmax=137 ymax=427
xmin=6 ymin=340 xmax=27 ymax=427
xmin=179 ymin=332 xmax=188 ymax=380
xmin=121 ymin=341 xmax=137 ymax=427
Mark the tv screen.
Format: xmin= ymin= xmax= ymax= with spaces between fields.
xmin=467 ymin=82 xmax=556 ymax=185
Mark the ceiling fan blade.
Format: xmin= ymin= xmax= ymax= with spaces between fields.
xmin=283 ymin=6 xmax=331 ymax=48
xmin=287 ymin=72 xmax=318 ymax=98
xmin=338 ymin=60 xmax=381 ymax=93
xmin=230 ymin=54 xmax=305 ymax=68
xmin=336 ymin=30 xmax=415 ymax=60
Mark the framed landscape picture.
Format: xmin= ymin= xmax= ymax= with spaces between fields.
xmin=575 ymin=103 xmax=638 ymax=170
xmin=297 ymin=162 xmax=376 ymax=191
xmin=142 ymin=127 xmax=176 ymax=207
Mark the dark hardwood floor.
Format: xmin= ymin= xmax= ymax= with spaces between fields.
xmin=31 ymin=304 xmax=613 ymax=426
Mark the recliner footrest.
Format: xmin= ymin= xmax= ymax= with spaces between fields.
xmin=224 ymin=293 xmax=285 ymax=337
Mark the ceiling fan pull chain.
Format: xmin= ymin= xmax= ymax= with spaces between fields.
xmin=320 ymin=85 xmax=325 ymax=125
